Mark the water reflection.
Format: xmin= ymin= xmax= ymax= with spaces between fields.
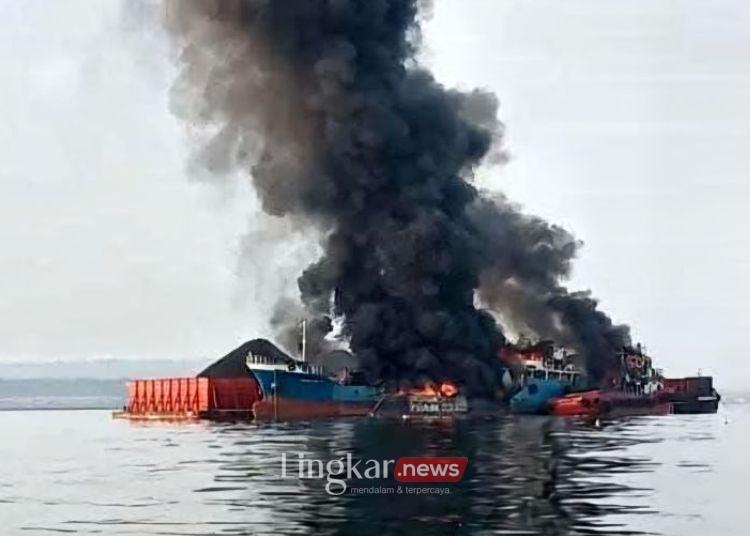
xmin=196 ymin=416 xmax=669 ymax=535
xmin=1 ymin=410 xmax=724 ymax=535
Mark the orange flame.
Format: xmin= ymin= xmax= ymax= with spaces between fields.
xmin=401 ymin=381 xmax=459 ymax=398
xmin=439 ymin=381 xmax=459 ymax=398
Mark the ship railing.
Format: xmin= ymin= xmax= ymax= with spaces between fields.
xmin=246 ymin=352 xmax=303 ymax=369
xmin=245 ymin=352 xmax=325 ymax=375
xmin=247 ymin=352 xmax=277 ymax=366
xmin=522 ymin=368 xmax=581 ymax=384
xmin=287 ymin=361 xmax=325 ymax=377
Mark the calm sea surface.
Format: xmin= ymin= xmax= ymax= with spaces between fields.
xmin=0 ymin=401 xmax=746 ymax=535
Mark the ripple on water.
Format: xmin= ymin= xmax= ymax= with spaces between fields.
xmin=0 ymin=408 xmax=741 ymax=535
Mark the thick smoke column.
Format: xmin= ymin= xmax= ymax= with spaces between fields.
xmin=472 ymin=195 xmax=630 ymax=381
xmin=164 ymin=0 xmax=630 ymax=394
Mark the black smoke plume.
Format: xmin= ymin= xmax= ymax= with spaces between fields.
xmin=164 ymin=0 xmax=630 ymax=395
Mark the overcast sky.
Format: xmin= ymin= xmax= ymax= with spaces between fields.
xmin=1 ymin=1 xmax=748 ymax=388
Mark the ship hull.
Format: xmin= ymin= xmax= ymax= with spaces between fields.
xmin=662 ymin=377 xmax=720 ymax=414
xmin=249 ymin=368 xmax=380 ymax=420
xmin=370 ymin=394 xmax=469 ymax=418
xmin=671 ymin=397 xmax=720 ymax=414
xmin=550 ymin=389 xmax=673 ymax=418
xmin=253 ymin=398 xmax=375 ymax=420
xmin=509 ymin=379 xmax=569 ymax=414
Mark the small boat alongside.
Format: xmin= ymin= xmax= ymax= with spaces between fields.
xmin=549 ymin=389 xmax=673 ymax=418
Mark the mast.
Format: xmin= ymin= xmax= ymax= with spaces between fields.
xmin=301 ymin=319 xmax=307 ymax=362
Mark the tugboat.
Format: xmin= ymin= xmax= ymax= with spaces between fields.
xmin=549 ymin=344 xmax=670 ymax=418
xmin=548 ymin=345 xmax=722 ymax=417
xmin=499 ymin=339 xmax=584 ymax=414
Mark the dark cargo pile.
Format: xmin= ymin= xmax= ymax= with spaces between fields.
xmin=198 ymin=339 xmax=294 ymax=379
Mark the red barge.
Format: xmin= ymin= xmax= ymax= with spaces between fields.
xmin=113 ymin=376 xmax=263 ymax=421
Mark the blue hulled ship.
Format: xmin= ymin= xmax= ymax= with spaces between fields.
xmin=199 ymin=338 xmax=381 ymax=420
xmin=500 ymin=339 xmax=584 ymax=414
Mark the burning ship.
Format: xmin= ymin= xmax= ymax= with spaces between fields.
xmin=499 ymin=339 xmax=584 ymax=414
xmin=370 ymin=381 xmax=469 ymax=418
xmin=493 ymin=339 xmax=721 ymax=418
xmin=549 ymin=345 xmax=670 ymax=418
xmin=116 ymin=337 xmax=719 ymax=421
xmin=547 ymin=345 xmax=721 ymax=417
xmin=137 ymin=2 xmax=724 ymax=424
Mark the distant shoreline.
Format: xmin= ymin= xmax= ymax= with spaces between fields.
xmin=0 ymin=406 xmax=118 ymax=412
xmin=0 ymin=378 xmax=126 ymax=411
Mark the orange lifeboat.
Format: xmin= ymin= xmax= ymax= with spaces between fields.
xmin=549 ymin=388 xmax=673 ymax=418
xmin=549 ymin=390 xmax=601 ymax=416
